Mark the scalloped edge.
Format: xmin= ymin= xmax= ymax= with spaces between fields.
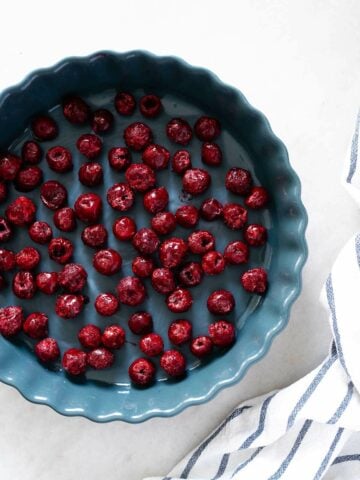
xmin=0 ymin=50 xmax=308 ymax=423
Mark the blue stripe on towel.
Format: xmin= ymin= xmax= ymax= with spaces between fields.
xmin=180 ymin=405 xmax=251 ymax=478
xmin=346 ymin=111 xmax=360 ymax=184
xmin=355 ymin=234 xmax=360 ymax=267
xmin=325 ymin=275 xmax=349 ymax=376
xmin=331 ymin=341 xmax=337 ymax=357
xmin=210 ymin=393 xmax=275 ymax=479
xmin=231 ymin=447 xmax=264 ymax=478
xmin=211 ymin=454 xmax=230 ymax=479
xmin=332 ymin=454 xmax=360 ymax=464
xmin=267 ymin=420 xmax=313 ymax=479
xmin=313 ymin=428 xmax=344 ymax=479
xmin=327 ymin=382 xmax=353 ymax=424
xmin=239 ymin=393 xmax=276 ymax=450
xmin=287 ymin=354 xmax=337 ymax=430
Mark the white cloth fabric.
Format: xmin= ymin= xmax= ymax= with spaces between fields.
xmin=144 ymin=111 xmax=360 ymax=480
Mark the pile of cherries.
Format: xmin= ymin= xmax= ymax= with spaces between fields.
xmin=0 ymin=91 xmax=269 ymax=386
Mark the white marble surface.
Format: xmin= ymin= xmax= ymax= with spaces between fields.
xmin=0 ymin=1 xmax=360 ymax=479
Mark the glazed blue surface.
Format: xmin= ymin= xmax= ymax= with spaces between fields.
xmin=0 ymin=51 xmax=307 ymax=422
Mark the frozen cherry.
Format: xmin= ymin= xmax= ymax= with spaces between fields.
xmin=201 ymin=142 xmax=222 ymax=166
xmin=125 ymin=163 xmax=156 ymax=192
xmin=225 ymin=167 xmax=253 ymax=195
xmin=0 ymin=182 xmax=7 ymax=203
xmin=35 ymin=338 xmax=60 ymax=362
xmin=132 ymin=228 xmax=160 ymax=255
xmin=223 ymin=203 xmax=248 ymax=230
xmin=36 ymin=272 xmax=58 ymax=295
xmin=128 ymin=312 xmax=153 ymax=335
xmin=0 ymin=153 xmax=22 ymax=181
xmin=190 ymin=336 xmax=213 ymax=358
xmin=143 ymin=187 xmax=169 ymax=214
xmin=172 ymin=150 xmax=192 ymax=174
xmin=241 ymin=268 xmax=268 ymax=294
xmin=188 ymin=230 xmax=215 ymax=254
xmin=48 ymin=237 xmax=73 ymax=264
xmin=224 ymin=241 xmax=249 ymax=265
xmin=182 ymin=168 xmax=211 ymax=195
xmin=166 ymin=118 xmax=192 ymax=145
xmin=62 ymin=348 xmax=87 ymax=375
xmin=160 ymin=349 xmax=186 ymax=377
xmin=208 ymin=320 xmax=235 ymax=347
xmin=6 ymin=196 xmax=36 ymax=226
xmin=0 ymin=306 xmax=23 ymax=337
xmin=159 ymin=237 xmax=188 ymax=268
xmin=53 ymin=207 xmax=77 ymax=232
xmin=129 ymin=357 xmax=155 ymax=386
xmin=207 ymin=290 xmax=235 ymax=315
xmin=74 ymin=192 xmax=102 ymax=223
xmin=175 ymin=205 xmax=199 ymax=228
xmin=15 ymin=166 xmax=43 ymax=192
xmin=23 ymin=312 xmax=48 ymax=339
xmin=151 ymin=211 xmax=176 ymax=235
xmin=31 ymin=115 xmax=58 ymax=141
xmin=245 ymin=186 xmax=270 ymax=209
xmin=108 ymin=147 xmax=131 ymax=171
xmin=15 ymin=247 xmax=40 ymax=270
xmin=244 ymin=224 xmax=267 ymax=247
xmin=202 ymin=251 xmax=226 ymax=275
xmin=13 ymin=271 xmax=36 ymax=299
xmin=0 ymin=248 xmax=15 ymax=271
xmin=132 ymin=256 xmax=155 ymax=278
xmin=76 ymin=134 xmax=102 ymax=159
xmin=93 ymin=248 xmax=122 ymax=276
xmin=142 ymin=144 xmax=170 ymax=170
xmin=114 ymin=92 xmax=136 ymax=116
xmin=78 ymin=325 xmax=102 ymax=349
xmin=178 ymin=262 xmax=203 ymax=287
xmin=81 ymin=224 xmax=108 ymax=248
xmin=194 ymin=116 xmax=221 ymax=141
xmin=22 ymin=140 xmax=42 ymax=164
xmin=124 ymin=122 xmax=153 ymax=151
xmin=168 ymin=319 xmax=192 ymax=345
xmin=95 ymin=293 xmax=119 ymax=317
xmin=55 ymin=294 xmax=86 ymax=319
xmin=40 ymin=180 xmax=67 ymax=210
xmin=102 ymin=325 xmax=126 ymax=349
xmin=151 ymin=268 xmax=176 ymax=294
xmin=139 ymin=333 xmax=164 ymax=356
xmin=58 ymin=263 xmax=87 ymax=293
xmin=0 ymin=217 xmax=12 ymax=242
xmin=117 ymin=276 xmax=146 ymax=307
xmin=87 ymin=348 xmax=114 ymax=369
xmin=78 ymin=162 xmax=103 ymax=187
xmin=16 ymin=247 xmax=40 ymax=270
xmin=107 ymin=183 xmax=135 ymax=212
xmin=166 ymin=288 xmax=193 ymax=313
xmin=62 ymin=96 xmax=90 ymax=124
xmin=29 ymin=221 xmax=52 ymax=244
xmin=46 ymin=146 xmax=73 ymax=173
xmin=113 ymin=216 xmax=136 ymax=241
xmin=200 ymin=198 xmax=223 ymax=221
xmin=139 ymin=94 xmax=162 ymax=118
xmin=91 ymin=108 xmax=114 ymax=133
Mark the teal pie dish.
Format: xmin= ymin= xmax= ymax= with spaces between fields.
xmin=0 ymin=51 xmax=307 ymax=422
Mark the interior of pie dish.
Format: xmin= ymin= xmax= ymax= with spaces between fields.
xmin=0 ymin=51 xmax=307 ymax=422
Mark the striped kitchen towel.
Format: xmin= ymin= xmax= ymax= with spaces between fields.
xmin=144 ymin=111 xmax=360 ymax=480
